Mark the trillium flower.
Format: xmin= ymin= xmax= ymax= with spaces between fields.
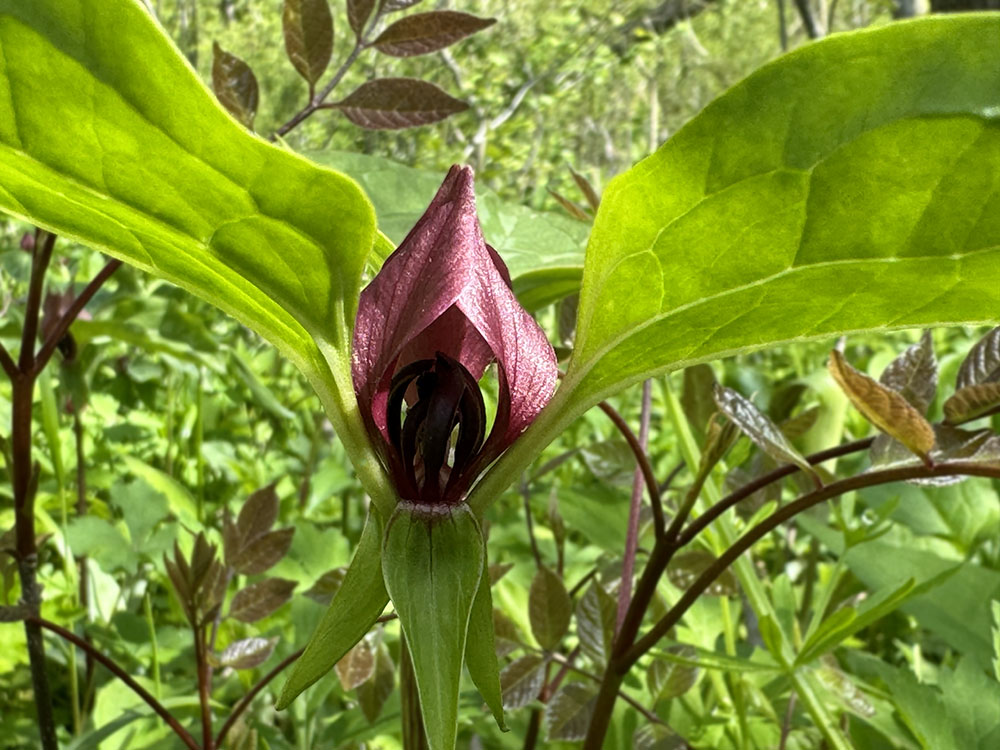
xmin=352 ymin=165 xmax=558 ymax=505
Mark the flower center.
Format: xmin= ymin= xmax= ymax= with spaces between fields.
xmin=387 ymin=353 xmax=486 ymax=503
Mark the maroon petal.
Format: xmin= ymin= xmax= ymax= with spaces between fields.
xmin=352 ymin=164 xmax=558 ymax=492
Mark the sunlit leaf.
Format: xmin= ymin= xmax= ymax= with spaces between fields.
xmin=569 ymin=167 xmax=601 ymax=212
xmin=576 ymin=580 xmax=616 ymax=666
xmin=944 ymin=382 xmax=1000 ymax=424
xmin=829 ymin=350 xmax=935 ymax=462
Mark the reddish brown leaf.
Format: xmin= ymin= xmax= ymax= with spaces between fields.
xmin=211 ymin=42 xmax=259 ymax=128
xmin=335 ymin=637 xmax=376 ymax=690
xmin=956 ymin=326 xmax=1000 ymax=389
xmin=347 ymin=0 xmax=376 ymax=36
xmin=217 ymin=636 xmax=277 ymax=670
xmin=879 ymin=330 xmax=938 ymax=414
xmin=829 ymin=349 xmax=935 ymax=462
xmin=356 ymin=639 xmax=394 ymax=723
xmin=228 ymin=578 xmax=296 ymax=623
xmin=282 ymin=0 xmax=334 ymax=86
xmin=500 ymin=654 xmax=546 ymax=710
xmin=943 ymin=382 xmax=1000 ymax=424
xmin=383 ymin=0 xmax=427 ymax=12
xmin=231 ymin=527 xmax=295 ymax=576
xmin=373 ymin=11 xmax=495 ymax=57
xmin=334 ymin=78 xmax=468 ymax=129
xmin=237 ymin=484 xmax=279 ymax=543
xmin=548 ymin=189 xmax=590 ymax=222
xmin=569 ymin=167 xmax=601 ymax=212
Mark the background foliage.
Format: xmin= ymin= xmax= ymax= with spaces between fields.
xmin=2 ymin=1 xmax=1000 ymax=750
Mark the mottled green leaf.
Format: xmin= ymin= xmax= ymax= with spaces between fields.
xmin=357 ymin=637 xmax=395 ymax=723
xmin=576 ymin=580 xmax=616 ymax=666
xmin=465 ymin=562 xmax=505 ymax=729
xmin=957 ymin=327 xmax=1000 ymax=389
xmin=217 ymin=637 xmax=277 ymax=670
xmin=335 ymin=636 xmax=376 ymax=691
xmin=228 ymin=578 xmax=296 ymax=623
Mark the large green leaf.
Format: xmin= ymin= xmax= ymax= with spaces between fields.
xmin=573 ymin=16 xmax=1000 ymax=403
xmin=0 ymin=0 xmax=394 ymax=513
xmin=470 ymin=15 xmax=1000 ymax=514
xmin=382 ymin=503 xmax=484 ymax=750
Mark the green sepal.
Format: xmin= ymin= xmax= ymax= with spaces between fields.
xmin=465 ymin=557 xmax=507 ymax=731
xmin=277 ymin=509 xmax=388 ymax=708
xmin=382 ymin=502 xmax=485 ymax=750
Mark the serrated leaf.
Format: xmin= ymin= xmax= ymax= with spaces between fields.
xmin=237 ymin=484 xmax=280 ymax=544
xmin=667 ymin=550 xmax=739 ymax=596
xmin=646 ymin=645 xmax=699 ymax=700
xmin=713 ymin=384 xmax=819 ymax=483
xmin=880 ymin=330 xmax=938 ymax=413
xmin=334 ymin=78 xmax=467 ymax=129
xmin=544 ymin=682 xmax=598 ymax=741
xmin=228 ymin=578 xmax=296 ymax=623
xmin=576 ymin=581 xmax=616 ymax=666
xmin=357 ymin=638 xmax=395 ymax=722
xmin=373 ymin=11 xmax=495 ymax=57
xmin=957 ymin=326 xmax=1000 ymax=389
xmin=634 ymin=725 xmax=685 ymax=750
xmin=829 ymin=350 xmax=935 ymax=461
xmin=336 ymin=636 xmax=376 ymax=690
xmin=218 ymin=637 xmax=277 ymax=670
xmin=283 ymin=0 xmax=334 ymax=86
xmin=529 ymin=566 xmax=572 ymax=650
xmin=569 ymin=167 xmax=601 ymax=212
xmin=500 ymin=655 xmax=546 ymax=710
xmin=304 ymin=567 xmax=347 ymax=606
xmin=278 ymin=512 xmax=388 ymax=708
xmin=381 ymin=503 xmax=484 ymax=750
xmin=465 ymin=562 xmax=505 ymax=729
xmin=347 ymin=0 xmax=376 ymax=36
xmin=212 ymin=42 xmax=259 ymax=129
xmin=944 ymin=382 xmax=1000 ymax=424
xmin=231 ymin=527 xmax=295 ymax=576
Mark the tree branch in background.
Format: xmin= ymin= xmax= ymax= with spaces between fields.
xmin=793 ymin=0 xmax=824 ymax=38
xmin=31 ymin=616 xmax=200 ymax=750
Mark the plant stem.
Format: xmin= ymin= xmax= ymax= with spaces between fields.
xmin=598 ymin=399 xmax=665 ymax=535
xmin=625 ymin=461 xmax=1000 ymax=665
xmin=400 ymin=635 xmax=429 ymax=750
xmin=272 ymin=42 xmax=365 ymax=140
xmin=12 ymin=231 xmax=57 ymax=750
xmin=617 ymin=380 xmax=652 ymax=632
xmin=215 ymin=648 xmax=304 ymax=747
xmin=195 ymin=625 xmax=214 ymax=750
xmin=31 ymin=258 xmax=122 ymax=376
xmin=30 ymin=616 xmax=200 ymax=750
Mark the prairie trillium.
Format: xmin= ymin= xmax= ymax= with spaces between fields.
xmin=352 ymin=165 xmax=558 ymax=505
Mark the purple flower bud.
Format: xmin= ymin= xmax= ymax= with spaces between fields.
xmin=352 ymin=166 xmax=558 ymax=504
